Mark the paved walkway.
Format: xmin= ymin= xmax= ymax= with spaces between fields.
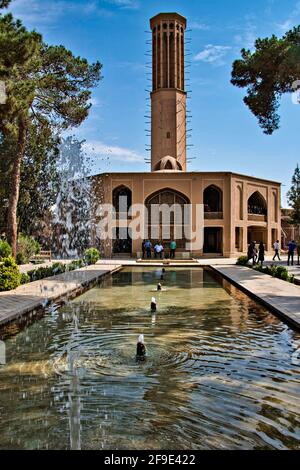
xmin=0 ymin=264 xmax=121 ymax=327
xmin=211 ymin=265 xmax=300 ymax=330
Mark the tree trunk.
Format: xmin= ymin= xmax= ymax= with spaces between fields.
xmin=7 ymin=116 xmax=27 ymax=258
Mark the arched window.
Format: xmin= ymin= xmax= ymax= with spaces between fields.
xmin=204 ymin=185 xmax=223 ymax=213
xmin=248 ymin=191 xmax=267 ymax=216
xmin=145 ymin=189 xmax=190 ymax=249
xmin=165 ymin=160 xmax=173 ymax=170
xmin=112 ymin=186 xmax=132 ymax=214
xmin=154 ymin=156 xmax=183 ymax=171
xmin=146 ymin=189 xmax=189 ymax=206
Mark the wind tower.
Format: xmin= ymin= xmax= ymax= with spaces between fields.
xmin=150 ymin=13 xmax=187 ymax=172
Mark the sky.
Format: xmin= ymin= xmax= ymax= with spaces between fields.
xmin=6 ymin=0 xmax=300 ymax=206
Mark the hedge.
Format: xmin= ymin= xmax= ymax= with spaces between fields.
xmin=0 ymin=257 xmax=21 ymax=292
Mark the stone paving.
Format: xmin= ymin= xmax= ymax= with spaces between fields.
xmin=0 ymin=263 xmax=121 ymax=326
xmin=212 ymin=264 xmax=300 ymax=330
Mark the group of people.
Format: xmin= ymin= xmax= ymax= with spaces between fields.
xmin=142 ymin=240 xmax=177 ymax=259
xmin=247 ymin=241 xmax=266 ymax=266
xmin=247 ymin=239 xmax=300 ymax=266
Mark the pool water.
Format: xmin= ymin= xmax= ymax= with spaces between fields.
xmin=0 ymin=267 xmax=299 ymax=450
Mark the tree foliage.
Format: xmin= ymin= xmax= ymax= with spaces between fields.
xmin=287 ymin=165 xmax=300 ymax=225
xmin=0 ymin=123 xmax=60 ymax=235
xmin=231 ymin=26 xmax=300 ymax=134
xmin=0 ymin=12 xmax=102 ymax=256
xmin=0 ymin=1 xmax=11 ymax=9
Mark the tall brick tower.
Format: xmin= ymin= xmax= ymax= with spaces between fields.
xmin=150 ymin=13 xmax=187 ymax=172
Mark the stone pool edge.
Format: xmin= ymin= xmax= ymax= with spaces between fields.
xmin=0 ymin=264 xmax=122 ymax=328
xmin=211 ymin=265 xmax=300 ymax=331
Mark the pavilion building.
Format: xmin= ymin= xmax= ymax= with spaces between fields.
xmin=90 ymin=13 xmax=281 ymax=259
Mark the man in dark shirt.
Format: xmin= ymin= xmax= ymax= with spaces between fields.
xmin=287 ymin=240 xmax=297 ymax=266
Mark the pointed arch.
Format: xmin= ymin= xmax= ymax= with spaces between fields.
xmin=204 ymin=185 xmax=223 ymax=213
xmin=248 ymin=191 xmax=267 ymax=216
xmin=145 ymin=188 xmax=190 ymax=249
xmin=112 ymin=185 xmax=132 ymax=213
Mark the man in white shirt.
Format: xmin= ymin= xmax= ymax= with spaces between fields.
xmin=154 ymin=242 xmax=164 ymax=259
xmin=273 ymin=240 xmax=281 ymax=261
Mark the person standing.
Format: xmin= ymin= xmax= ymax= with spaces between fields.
xmin=144 ymin=240 xmax=152 ymax=259
xmin=287 ymin=240 xmax=297 ymax=266
xmin=170 ymin=239 xmax=177 ymax=259
xmin=154 ymin=242 xmax=164 ymax=259
xmin=273 ymin=240 xmax=281 ymax=261
xmin=142 ymin=240 xmax=146 ymax=259
xmin=253 ymin=241 xmax=258 ymax=264
xmin=258 ymin=242 xmax=265 ymax=266
xmin=247 ymin=242 xmax=255 ymax=264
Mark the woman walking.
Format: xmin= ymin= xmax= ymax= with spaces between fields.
xmin=258 ymin=242 xmax=265 ymax=266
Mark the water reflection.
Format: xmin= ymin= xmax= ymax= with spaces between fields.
xmin=0 ymin=267 xmax=299 ymax=450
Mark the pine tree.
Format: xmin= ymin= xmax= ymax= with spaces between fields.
xmin=0 ymin=14 xmax=102 ymax=256
xmin=287 ymin=165 xmax=300 ymax=225
xmin=0 ymin=1 xmax=11 ymax=9
xmin=231 ymin=26 xmax=300 ymax=134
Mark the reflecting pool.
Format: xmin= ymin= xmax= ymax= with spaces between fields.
xmin=0 ymin=267 xmax=299 ymax=450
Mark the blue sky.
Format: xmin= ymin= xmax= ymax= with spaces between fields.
xmin=7 ymin=0 xmax=300 ymax=206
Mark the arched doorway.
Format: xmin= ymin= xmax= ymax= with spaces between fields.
xmin=145 ymin=188 xmax=190 ymax=250
xmin=248 ymin=192 xmax=267 ymax=217
xmin=112 ymin=186 xmax=132 ymax=254
xmin=204 ymin=185 xmax=223 ymax=215
xmin=112 ymin=185 xmax=132 ymax=215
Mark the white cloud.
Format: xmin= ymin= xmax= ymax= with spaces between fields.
xmin=8 ymin=0 xmax=67 ymax=24
xmin=194 ymin=45 xmax=232 ymax=66
xmin=190 ymin=21 xmax=209 ymax=31
xmin=234 ymin=30 xmax=256 ymax=50
xmin=104 ymin=0 xmax=140 ymax=9
xmin=277 ymin=1 xmax=300 ymax=33
xmin=83 ymin=141 xmax=144 ymax=163
xmin=277 ymin=20 xmax=294 ymax=33
xmin=88 ymin=97 xmax=102 ymax=108
xmin=8 ymin=0 xmax=112 ymax=26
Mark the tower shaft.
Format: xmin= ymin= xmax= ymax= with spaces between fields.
xmin=150 ymin=13 xmax=187 ymax=172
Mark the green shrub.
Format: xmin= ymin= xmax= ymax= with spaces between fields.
xmin=253 ymin=264 xmax=294 ymax=284
xmin=275 ymin=266 xmax=289 ymax=281
xmin=0 ymin=240 xmax=12 ymax=260
xmin=13 ymin=258 xmax=86 ymax=285
xmin=253 ymin=265 xmax=264 ymax=273
xmin=0 ymin=257 xmax=21 ymax=291
xmin=236 ymin=256 xmax=249 ymax=266
xmin=17 ymin=234 xmax=41 ymax=263
xmin=68 ymin=259 xmax=85 ymax=271
xmin=84 ymin=248 xmax=100 ymax=265
xmin=289 ymin=275 xmax=295 ymax=284
xmin=52 ymin=262 xmax=66 ymax=275
xmin=16 ymin=252 xmax=28 ymax=265
xmin=28 ymin=262 xmax=68 ymax=282
xmin=28 ymin=266 xmax=53 ymax=282
xmin=20 ymin=273 xmax=31 ymax=285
